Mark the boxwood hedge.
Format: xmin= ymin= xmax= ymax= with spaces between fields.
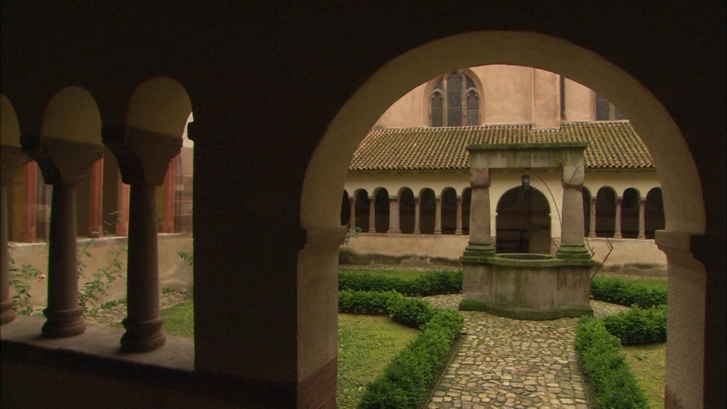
xmin=338 ymin=290 xmax=463 ymax=409
xmin=575 ymin=317 xmax=649 ymax=409
xmin=590 ymin=277 xmax=667 ymax=308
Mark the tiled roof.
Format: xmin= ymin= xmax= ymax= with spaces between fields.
xmin=349 ymin=121 xmax=653 ymax=171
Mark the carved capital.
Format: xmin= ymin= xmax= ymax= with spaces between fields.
xmin=0 ymin=145 xmax=30 ymax=185
xmin=103 ymin=126 xmax=182 ymax=185
xmin=21 ymin=135 xmax=103 ymax=185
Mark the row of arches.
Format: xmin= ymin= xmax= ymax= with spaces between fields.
xmin=2 ymin=88 xmax=194 ymax=244
xmin=340 ymin=185 xmax=665 ymax=248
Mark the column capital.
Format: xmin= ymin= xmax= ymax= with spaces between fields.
xmin=21 ymin=135 xmax=103 ymax=185
xmin=470 ymin=167 xmax=491 ymax=188
xmin=103 ymin=126 xmax=182 ymax=185
xmin=0 ymin=145 xmax=29 ymax=185
xmin=561 ymin=166 xmax=585 ymax=189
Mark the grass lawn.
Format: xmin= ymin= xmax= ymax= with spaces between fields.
xmin=159 ymin=300 xmax=418 ymax=409
xmin=159 ymin=271 xmax=666 ymax=407
xmin=621 ymin=343 xmax=666 ymax=409
xmin=160 ymin=300 xmax=194 ymax=338
xmin=337 ymin=313 xmax=419 ymax=408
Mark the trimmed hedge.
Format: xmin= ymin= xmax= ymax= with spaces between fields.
xmin=575 ymin=317 xmax=649 ymax=409
xmin=591 ymin=277 xmax=667 ymax=308
xmin=602 ymin=305 xmax=667 ymax=345
xmin=339 ymin=270 xmax=462 ymax=296
xmin=338 ymin=290 xmax=463 ymax=409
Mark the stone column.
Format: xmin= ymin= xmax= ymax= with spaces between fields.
xmin=588 ymin=196 xmax=597 ymax=238
xmin=20 ymin=162 xmax=37 ymax=242
xmin=87 ymin=158 xmax=104 ymax=237
xmin=638 ymin=197 xmax=646 ymax=239
xmin=115 ymin=177 xmax=130 ymax=236
xmin=434 ymin=197 xmax=442 ymax=235
xmin=556 ymin=166 xmax=590 ymax=259
xmin=1 ymin=146 xmax=29 ymax=325
xmin=614 ymin=197 xmax=623 ymax=238
xmin=462 ymin=167 xmax=495 ymax=259
xmin=455 ymin=196 xmax=463 ymax=235
xmin=22 ymin=136 xmax=104 ymax=337
xmin=103 ymin=126 xmax=181 ymax=352
xmin=161 ymin=160 xmax=175 ymax=233
xmin=348 ymin=197 xmax=356 ymax=234
xmin=368 ymin=195 xmax=376 ymax=233
xmin=413 ymin=197 xmax=421 ymax=234
xmin=387 ymin=195 xmax=400 ymax=234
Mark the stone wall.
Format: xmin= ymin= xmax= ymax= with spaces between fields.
xmin=340 ymin=233 xmax=666 ymax=276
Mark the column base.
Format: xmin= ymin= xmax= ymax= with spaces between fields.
xmin=460 ymin=244 xmax=495 ymax=263
xmin=42 ymin=306 xmax=86 ymax=338
xmin=0 ymin=300 xmax=17 ymax=325
xmin=121 ymin=316 xmax=166 ymax=353
xmin=556 ymin=245 xmax=591 ymax=260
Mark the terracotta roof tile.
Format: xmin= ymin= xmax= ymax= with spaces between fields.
xmin=349 ymin=121 xmax=653 ymax=171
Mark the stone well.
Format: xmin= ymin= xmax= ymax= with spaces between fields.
xmin=460 ymin=253 xmax=593 ymax=320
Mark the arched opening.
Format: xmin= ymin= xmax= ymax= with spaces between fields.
xmin=419 ymin=188 xmax=436 ymax=234
xmin=300 ymin=30 xmax=706 ymax=409
xmin=496 ymin=186 xmax=551 ymax=253
xmin=621 ymin=188 xmax=640 ymax=238
xmin=373 ymin=188 xmax=389 ymax=233
xmin=340 ymin=190 xmax=350 ymax=227
xmin=645 ymin=188 xmax=665 ymax=240
xmin=441 ymin=187 xmax=457 ymax=234
xmin=399 ymin=187 xmax=415 ymax=234
xmin=596 ymin=187 xmax=617 ymax=237
xmin=354 ymin=189 xmax=370 ymax=233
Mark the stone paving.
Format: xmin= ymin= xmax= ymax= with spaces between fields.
xmin=422 ymin=294 xmax=629 ymax=409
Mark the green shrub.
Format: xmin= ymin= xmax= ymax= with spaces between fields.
xmin=339 ymin=270 xmax=462 ymax=296
xmin=591 ymin=277 xmax=667 ymax=308
xmin=602 ymin=305 xmax=667 ymax=345
xmin=575 ymin=317 xmax=649 ymax=409
xmin=337 ymin=289 xmax=464 ymax=409
xmin=357 ymin=307 xmax=463 ymax=409
xmin=338 ymin=290 xmax=402 ymax=315
xmin=388 ymin=296 xmax=435 ymax=329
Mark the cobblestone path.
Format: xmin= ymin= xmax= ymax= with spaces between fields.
xmin=423 ymin=294 xmax=629 ymax=409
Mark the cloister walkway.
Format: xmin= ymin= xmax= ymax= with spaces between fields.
xmin=423 ymin=294 xmax=629 ymax=409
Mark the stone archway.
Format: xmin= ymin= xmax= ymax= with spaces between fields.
xmin=496 ymin=187 xmax=551 ymax=254
xmin=301 ymin=31 xmax=710 ymax=409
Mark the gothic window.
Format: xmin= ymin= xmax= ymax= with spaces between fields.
xmin=595 ymin=93 xmax=627 ymax=120
xmin=430 ymin=72 xmax=480 ymax=127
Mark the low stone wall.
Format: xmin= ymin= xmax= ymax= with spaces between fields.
xmin=8 ymin=234 xmax=193 ymax=313
xmin=340 ymin=233 xmax=667 ymax=277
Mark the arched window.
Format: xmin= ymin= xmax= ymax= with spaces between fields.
xmin=430 ymin=72 xmax=480 ymax=126
xmin=595 ymin=93 xmax=627 ymax=120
